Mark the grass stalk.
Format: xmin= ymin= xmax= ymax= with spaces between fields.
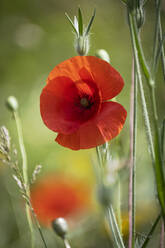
xmin=13 ymin=110 xmax=35 ymax=248
xmin=13 ymin=110 xmax=48 ymax=248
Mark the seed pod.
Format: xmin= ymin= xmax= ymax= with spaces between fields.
xmin=52 ymin=218 xmax=68 ymax=239
xmin=6 ymin=96 xmax=18 ymax=111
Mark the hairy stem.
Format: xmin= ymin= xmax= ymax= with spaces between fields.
xmin=128 ymin=10 xmax=165 ymax=220
xmin=13 ymin=111 xmax=34 ymax=248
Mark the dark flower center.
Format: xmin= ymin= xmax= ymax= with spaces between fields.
xmin=80 ymin=97 xmax=90 ymax=108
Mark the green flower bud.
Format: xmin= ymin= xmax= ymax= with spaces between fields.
xmin=6 ymin=96 xmax=18 ymax=111
xmin=52 ymin=218 xmax=68 ymax=239
xmin=75 ymin=35 xmax=89 ymax=56
xmin=95 ymin=49 xmax=110 ymax=63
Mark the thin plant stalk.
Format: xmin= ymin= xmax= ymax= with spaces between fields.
xmin=158 ymin=17 xmax=165 ymax=80
xmin=13 ymin=110 xmax=48 ymax=248
xmin=128 ymin=59 xmax=137 ymax=248
xmin=160 ymin=219 xmax=165 ymax=248
xmin=96 ymin=146 xmax=105 ymax=181
xmin=13 ymin=110 xmax=34 ymax=248
xmin=95 ymin=147 xmax=125 ymax=247
xmin=117 ymin=179 xmax=122 ymax=234
xmin=127 ymin=10 xmax=165 ymax=220
xmin=29 ymin=203 xmax=48 ymax=248
xmin=152 ymin=0 xmax=161 ymax=75
xmin=108 ymin=207 xmax=121 ymax=247
xmin=127 ymin=13 xmax=154 ymax=163
xmin=107 ymin=206 xmax=125 ymax=248
xmin=140 ymin=214 xmax=161 ymax=248
xmin=64 ymin=238 xmax=71 ymax=248
xmin=3 ymin=171 xmax=25 ymax=246
xmin=154 ymin=0 xmax=165 ymax=80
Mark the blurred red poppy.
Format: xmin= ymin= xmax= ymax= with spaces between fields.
xmin=31 ymin=174 xmax=92 ymax=226
xmin=40 ymin=56 xmax=127 ymax=150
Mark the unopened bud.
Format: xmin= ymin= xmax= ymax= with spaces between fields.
xmin=52 ymin=218 xmax=68 ymax=239
xmin=6 ymin=96 xmax=18 ymax=111
xmin=95 ymin=49 xmax=110 ymax=63
xmin=75 ymin=36 xmax=89 ymax=56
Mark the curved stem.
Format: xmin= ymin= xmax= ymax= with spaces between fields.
xmin=13 ymin=111 xmax=34 ymax=248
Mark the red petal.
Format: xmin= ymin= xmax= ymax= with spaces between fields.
xmin=47 ymin=56 xmax=124 ymax=100
xmin=55 ymin=102 xmax=127 ymax=150
xmin=40 ymin=76 xmax=81 ymax=134
xmin=40 ymin=76 xmax=102 ymax=134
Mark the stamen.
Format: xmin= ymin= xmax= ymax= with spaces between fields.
xmin=80 ymin=97 xmax=89 ymax=107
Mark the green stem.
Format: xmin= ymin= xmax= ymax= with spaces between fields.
xmin=64 ymin=238 xmax=71 ymax=248
xmin=161 ymin=119 xmax=165 ymax=161
xmin=95 ymin=147 xmax=125 ymax=247
xmin=128 ymin=59 xmax=137 ymax=248
xmin=128 ymin=10 xmax=165 ymax=220
xmin=117 ymin=179 xmax=122 ymax=234
xmin=128 ymin=12 xmax=151 ymax=86
xmin=96 ymin=146 xmax=104 ymax=180
xmin=30 ymin=205 xmax=48 ymax=248
xmin=13 ymin=111 xmax=34 ymax=248
xmin=107 ymin=206 xmax=125 ymax=248
xmin=141 ymin=214 xmax=161 ymax=248
xmin=150 ymin=86 xmax=165 ymax=214
xmin=128 ymin=12 xmax=155 ymax=163
xmin=158 ymin=18 xmax=165 ymax=81
xmin=154 ymin=0 xmax=165 ymax=80
xmin=152 ymin=0 xmax=161 ymax=75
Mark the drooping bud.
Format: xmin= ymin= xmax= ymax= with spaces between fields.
xmin=6 ymin=96 xmax=18 ymax=112
xmin=95 ymin=49 xmax=110 ymax=63
xmin=52 ymin=217 xmax=68 ymax=239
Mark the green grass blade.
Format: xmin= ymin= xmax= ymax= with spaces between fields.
xmin=140 ymin=214 xmax=161 ymax=248
xmin=107 ymin=206 xmax=125 ymax=248
xmin=85 ymin=9 xmax=96 ymax=36
xmin=78 ymin=8 xmax=83 ymax=36
xmin=65 ymin=12 xmax=78 ymax=35
xmin=161 ymin=118 xmax=165 ymax=161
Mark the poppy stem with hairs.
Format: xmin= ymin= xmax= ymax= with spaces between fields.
xmin=127 ymin=7 xmax=165 ymax=221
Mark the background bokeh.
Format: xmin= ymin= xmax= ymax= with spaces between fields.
xmin=0 ymin=0 xmax=164 ymax=247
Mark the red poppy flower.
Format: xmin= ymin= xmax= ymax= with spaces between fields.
xmin=31 ymin=174 xmax=92 ymax=226
xmin=40 ymin=56 xmax=127 ymax=150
